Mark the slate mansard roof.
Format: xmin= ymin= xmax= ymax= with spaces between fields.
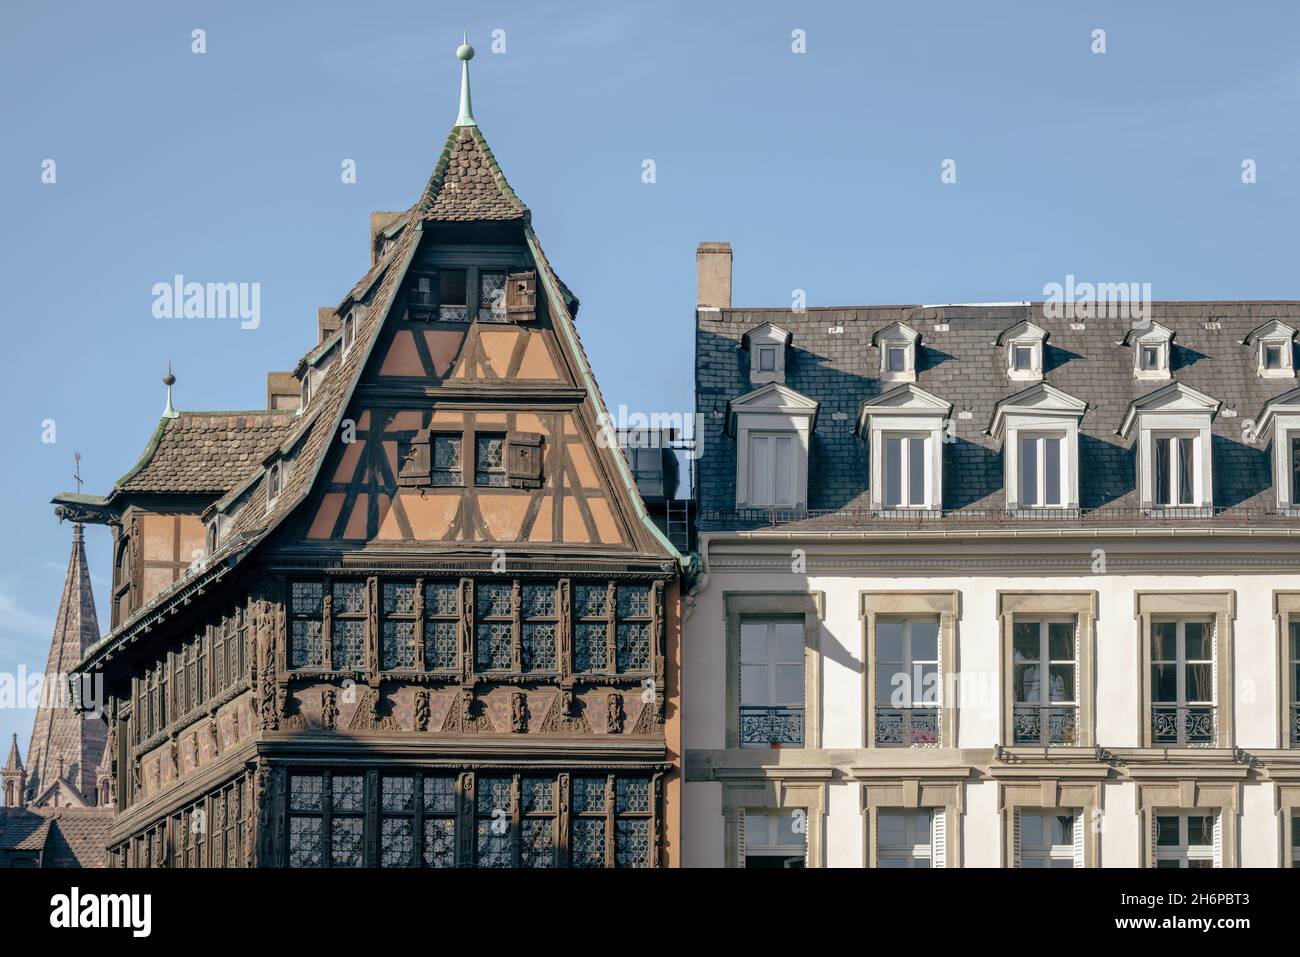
xmin=696 ymin=301 xmax=1300 ymax=530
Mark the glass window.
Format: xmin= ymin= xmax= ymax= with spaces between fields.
xmin=1018 ymin=433 xmax=1064 ymax=507
xmin=474 ymin=433 xmax=507 ymax=487
xmin=883 ymin=433 xmax=928 ymax=508
xmin=331 ymin=581 xmax=367 ymax=670
xmin=289 ymin=581 xmax=324 ymax=669
xmin=381 ymin=583 xmax=418 ymax=671
xmin=874 ymin=618 xmax=940 ymax=746
xmin=739 ymin=619 xmax=805 ymax=747
xmin=437 ymin=269 xmax=467 ymax=321
xmin=758 ymin=346 xmax=777 ymax=372
xmin=1141 ymin=344 xmax=1161 ymax=370
xmin=431 ymin=434 xmax=463 ymax=486
xmin=1013 ymin=344 xmax=1033 ymax=371
xmin=878 ymin=810 xmax=933 ymax=868
xmin=748 ymin=432 xmax=796 ymax=507
xmin=423 ymin=581 xmax=460 ymax=671
xmin=744 ymin=811 xmax=805 ymax=868
xmin=1265 ymin=343 xmax=1284 ymax=370
xmin=887 ymin=346 xmax=907 ymax=372
xmin=479 ymin=270 xmax=507 ymax=320
xmin=1151 ymin=619 xmax=1215 ymax=746
xmin=1012 ymin=619 xmax=1077 ymax=745
xmin=1153 ymin=434 xmax=1196 ymax=506
xmin=1019 ymin=811 xmax=1078 ymax=868
xmin=1154 ymin=813 xmax=1216 ymax=868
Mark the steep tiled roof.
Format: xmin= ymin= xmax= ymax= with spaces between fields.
xmin=0 ymin=807 xmax=110 ymax=867
xmin=115 ymin=411 xmax=298 ymax=495
xmin=697 ymin=302 xmax=1300 ymax=529
xmin=416 ymin=125 xmax=528 ymax=222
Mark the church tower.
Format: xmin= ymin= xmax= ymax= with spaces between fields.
xmin=23 ymin=523 xmax=107 ymax=808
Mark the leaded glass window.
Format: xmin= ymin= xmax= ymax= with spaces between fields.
xmin=380 ymin=776 xmax=416 ymax=868
xmin=422 ymin=775 xmax=458 ymax=868
xmin=476 ymin=583 xmax=514 ymax=671
xmin=331 ymin=582 xmax=367 ymax=670
xmin=522 ymin=584 xmax=558 ymax=673
xmin=424 ymin=581 xmax=460 ymax=671
xmin=475 ymin=434 xmax=507 ymax=487
xmin=381 ymin=582 xmax=418 ymax=670
xmin=574 ymin=584 xmax=612 ymax=674
xmin=479 ymin=270 xmax=507 ymax=321
xmin=290 ymin=582 xmax=323 ymax=669
xmin=614 ymin=777 xmax=653 ymax=868
xmin=520 ymin=777 xmax=556 ymax=867
xmin=331 ymin=775 xmax=365 ymax=867
xmin=616 ymin=585 xmax=653 ymax=673
xmin=288 ymin=774 xmax=323 ymax=868
xmin=431 ymin=434 xmax=463 ymax=486
xmin=572 ymin=819 xmax=606 ymax=867
xmin=475 ymin=775 xmax=515 ymax=867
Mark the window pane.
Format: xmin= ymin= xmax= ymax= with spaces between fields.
xmin=1152 ymin=664 xmax=1178 ymax=702
xmin=1156 ymin=815 xmax=1180 ymax=846
xmin=749 ymin=436 xmax=772 ymax=506
xmin=1153 ymin=621 xmax=1178 ymax=660
xmin=1047 ymin=622 xmax=1074 ymax=660
xmin=888 ymin=347 xmax=905 ymax=371
xmin=1020 ymin=812 xmax=1044 ymax=847
xmin=438 ymin=270 xmax=467 ymax=320
xmin=877 ymin=813 xmax=906 ymax=848
xmin=759 ymin=347 xmax=776 ymax=371
xmin=884 ymin=437 xmax=902 ymax=507
xmin=876 ymin=621 xmax=904 ymax=663
xmin=740 ymin=623 xmax=767 ymax=664
xmin=1155 ymin=437 xmax=1171 ymax=505
xmin=1187 ymin=815 xmax=1214 ymax=847
xmin=1020 ymin=436 xmax=1038 ymax=507
xmin=908 ymin=436 xmax=926 ymax=506
xmin=915 ymin=664 xmax=939 ymax=704
xmin=911 ymin=620 xmax=939 ymax=661
xmin=1177 ymin=437 xmax=1195 ymax=505
xmin=1015 ymin=663 xmax=1040 ymax=703
xmin=1043 ymin=437 xmax=1062 ymax=506
xmin=1012 ymin=622 xmax=1040 ymax=662
xmin=1185 ymin=621 xmax=1212 ymax=660
xmin=1051 ymin=814 xmax=1075 ymax=846
xmin=741 ymin=665 xmax=768 ymax=706
xmin=773 ymin=623 xmax=804 ymax=662
xmin=774 ymin=664 xmax=804 ymax=704
xmin=1048 ymin=663 xmax=1075 ymax=702
xmin=877 ymin=667 xmax=903 ymax=706
xmin=1185 ymin=663 xmax=1213 ymax=703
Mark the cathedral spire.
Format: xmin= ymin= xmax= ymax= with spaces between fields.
xmin=455 ymin=34 xmax=477 ymax=127
xmin=4 ymin=734 xmax=20 ymax=772
xmin=24 ymin=521 xmax=106 ymax=807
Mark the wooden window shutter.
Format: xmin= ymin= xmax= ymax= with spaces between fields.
xmin=1213 ymin=812 xmax=1223 ymax=868
xmin=1149 ymin=811 xmax=1158 ymax=868
xmin=736 ymin=810 xmax=746 ymax=869
xmin=1073 ymin=812 xmax=1084 ymax=868
xmin=931 ymin=808 xmax=946 ymax=868
xmin=398 ymin=431 xmax=431 ymax=487
xmin=1012 ymin=809 xmax=1021 ymax=868
xmin=505 ymin=271 xmax=537 ymax=322
xmin=506 ymin=431 xmax=544 ymax=488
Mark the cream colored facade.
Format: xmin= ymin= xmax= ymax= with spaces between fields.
xmin=682 ymin=529 xmax=1300 ymax=867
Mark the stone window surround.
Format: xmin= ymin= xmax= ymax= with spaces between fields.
xmin=723 ymin=591 xmax=823 ymax=750
xmin=860 ymin=591 xmax=960 ymax=749
xmin=720 ymin=772 xmax=828 ymax=868
xmin=1133 ymin=779 xmax=1239 ymax=868
xmin=1267 ymin=409 xmax=1300 ymax=510
xmin=1274 ymin=592 xmax=1300 ymax=750
xmin=999 ymin=780 xmax=1101 ymax=868
xmin=1134 ymin=591 xmax=1236 ymax=750
xmin=856 ymin=774 xmax=964 ymax=868
xmin=997 ymin=591 xmax=1098 ymax=750
xmin=873 ymin=321 xmax=920 ymax=384
xmin=1274 ymin=781 xmax=1300 ymax=867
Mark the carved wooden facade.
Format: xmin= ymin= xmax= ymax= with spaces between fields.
xmin=69 ymin=105 xmax=682 ymax=869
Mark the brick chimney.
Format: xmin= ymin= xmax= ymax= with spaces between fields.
xmin=696 ymin=242 xmax=732 ymax=310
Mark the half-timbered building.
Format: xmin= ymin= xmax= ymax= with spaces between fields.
xmin=60 ymin=43 xmax=682 ymax=868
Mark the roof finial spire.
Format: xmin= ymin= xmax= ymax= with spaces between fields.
xmin=73 ymin=450 xmax=83 ymax=495
xmin=455 ymin=32 xmax=477 ymax=128
xmin=163 ymin=361 xmax=177 ymax=418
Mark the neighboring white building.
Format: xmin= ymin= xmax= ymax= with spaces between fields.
xmin=686 ymin=242 xmax=1300 ymax=868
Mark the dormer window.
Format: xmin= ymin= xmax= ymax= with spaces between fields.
xmin=995 ymin=321 xmax=1048 ymax=382
xmin=872 ymin=322 xmax=920 ymax=383
xmin=989 ymin=383 xmax=1086 ymax=512
xmin=300 ymin=374 xmax=311 ymax=410
xmin=1243 ymin=320 xmax=1297 ymax=379
xmin=1124 ymin=322 xmax=1175 ymax=381
xmin=1119 ymin=382 xmax=1219 ymax=511
xmin=1255 ymin=387 xmax=1300 ymax=510
xmin=728 ymin=383 xmax=818 ymax=508
xmin=204 ymin=520 xmax=218 ymax=558
xmin=266 ymin=461 xmax=283 ymax=509
xmin=741 ymin=323 xmax=793 ymax=386
xmin=858 ymin=384 xmax=952 ymax=512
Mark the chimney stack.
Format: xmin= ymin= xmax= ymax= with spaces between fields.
xmin=696 ymin=242 xmax=732 ymax=310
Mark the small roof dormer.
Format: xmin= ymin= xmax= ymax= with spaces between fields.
xmin=872 ymin=321 xmax=921 ymax=383
xmin=1243 ymin=319 xmax=1297 ymax=380
xmin=1118 ymin=381 xmax=1220 ymax=511
xmin=995 ymin=320 xmax=1048 ymax=381
xmin=742 ymin=322 xmax=793 ymax=386
xmin=1123 ymin=321 xmax=1175 ymax=381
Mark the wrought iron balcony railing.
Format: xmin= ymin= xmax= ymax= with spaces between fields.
xmin=1151 ymin=704 xmax=1216 ymax=747
xmin=739 ymin=705 xmax=804 ymax=748
xmin=698 ymin=504 xmax=1298 ymax=532
xmin=1012 ymin=704 xmax=1079 ymax=746
xmin=875 ymin=707 xmax=940 ymax=747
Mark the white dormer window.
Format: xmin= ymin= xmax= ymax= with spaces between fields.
xmin=858 ymin=384 xmax=952 ymax=512
xmin=1124 ymin=322 xmax=1175 ymax=381
xmin=989 ymin=383 xmax=1086 ymax=511
xmin=996 ymin=321 xmax=1048 ymax=382
xmin=742 ymin=322 xmax=792 ymax=386
xmin=1243 ymin=320 xmax=1296 ymax=380
xmin=1255 ymin=387 xmax=1300 ymax=510
xmin=872 ymin=322 xmax=920 ymax=383
xmin=1119 ymin=382 xmax=1219 ymax=511
xmin=729 ymin=383 xmax=818 ymax=508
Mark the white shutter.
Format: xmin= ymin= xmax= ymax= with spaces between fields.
xmin=749 ymin=436 xmax=772 ymax=506
xmin=1073 ymin=812 xmax=1085 ymax=868
xmin=804 ymin=811 xmax=811 ymax=869
xmin=1149 ymin=811 xmax=1158 ymax=868
xmin=774 ymin=435 xmax=793 ymax=506
xmin=737 ymin=810 xmax=746 ymax=869
xmin=1213 ymin=813 xmax=1223 ymax=868
xmin=931 ymin=809 xmax=946 ymax=868
xmin=1211 ymin=625 xmax=1219 ymax=746
xmin=1012 ymin=809 xmax=1021 ymax=868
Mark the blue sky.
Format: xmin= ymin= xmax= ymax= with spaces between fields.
xmin=1 ymin=0 xmax=1298 ymax=750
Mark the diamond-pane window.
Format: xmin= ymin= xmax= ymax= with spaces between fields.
xmin=477 ymin=583 xmax=512 ymax=618
xmin=332 ymin=775 xmax=365 ymax=812
xmin=616 ymin=819 xmax=650 ymax=868
xmin=573 ymin=776 xmax=607 ymax=814
xmin=572 ymin=819 xmax=606 ymax=868
xmin=423 ymin=818 xmax=455 ymax=867
xmin=574 ymin=622 xmax=609 ymax=673
xmin=432 ymin=435 xmax=463 ymax=486
xmin=617 ymin=622 xmax=650 ymax=673
xmin=575 ymin=584 xmax=609 ymax=618
xmin=381 ymin=818 xmax=413 ymax=868
xmin=475 ymin=434 xmax=507 ymax=486
xmin=331 ymin=818 xmax=364 ymax=867
xmin=290 ymin=620 xmax=322 ymax=669
xmin=382 ymin=776 xmax=415 ymax=813
xmin=332 ymin=620 xmax=365 ymax=670
xmin=522 ymin=623 xmax=557 ymax=672
xmin=423 ymin=776 xmax=458 ymax=814
xmin=616 ymin=777 xmax=651 ymax=814
xmin=290 ymin=775 xmax=323 ymax=812
xmin=521 ymin=819 xmax=554 ymax=867
xmin=476 ymin=623 xmax=512 ymax=671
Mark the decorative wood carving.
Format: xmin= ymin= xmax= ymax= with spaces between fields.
xmin=537 ymin=691 xmax=592 ymax=735
xmin=459 ymin=579 xmax=473 ymax=681
xmin=414 ymin=689 xmax=430 ymax=731
xmin=631 ymin=695 xmax=660 ymax=735
xmin=280 ymin=690 xmax=307 ymax=731
xmin=348 ymin=687 xmax=399 ymax=731
xmin=208 ymin=715 xmax=220 ymax=757
xmin=322 ymin=689 xmax=338 ymax=730
xmin=441 ymin=688 xmax=492 ymax=733
xmin=510 ymin=691 xmax=527 ymax=733
xmin=189 ymin=732 xmax=200 ymax=768
xmin=606 ymin=693 xmax=624 ymax=734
